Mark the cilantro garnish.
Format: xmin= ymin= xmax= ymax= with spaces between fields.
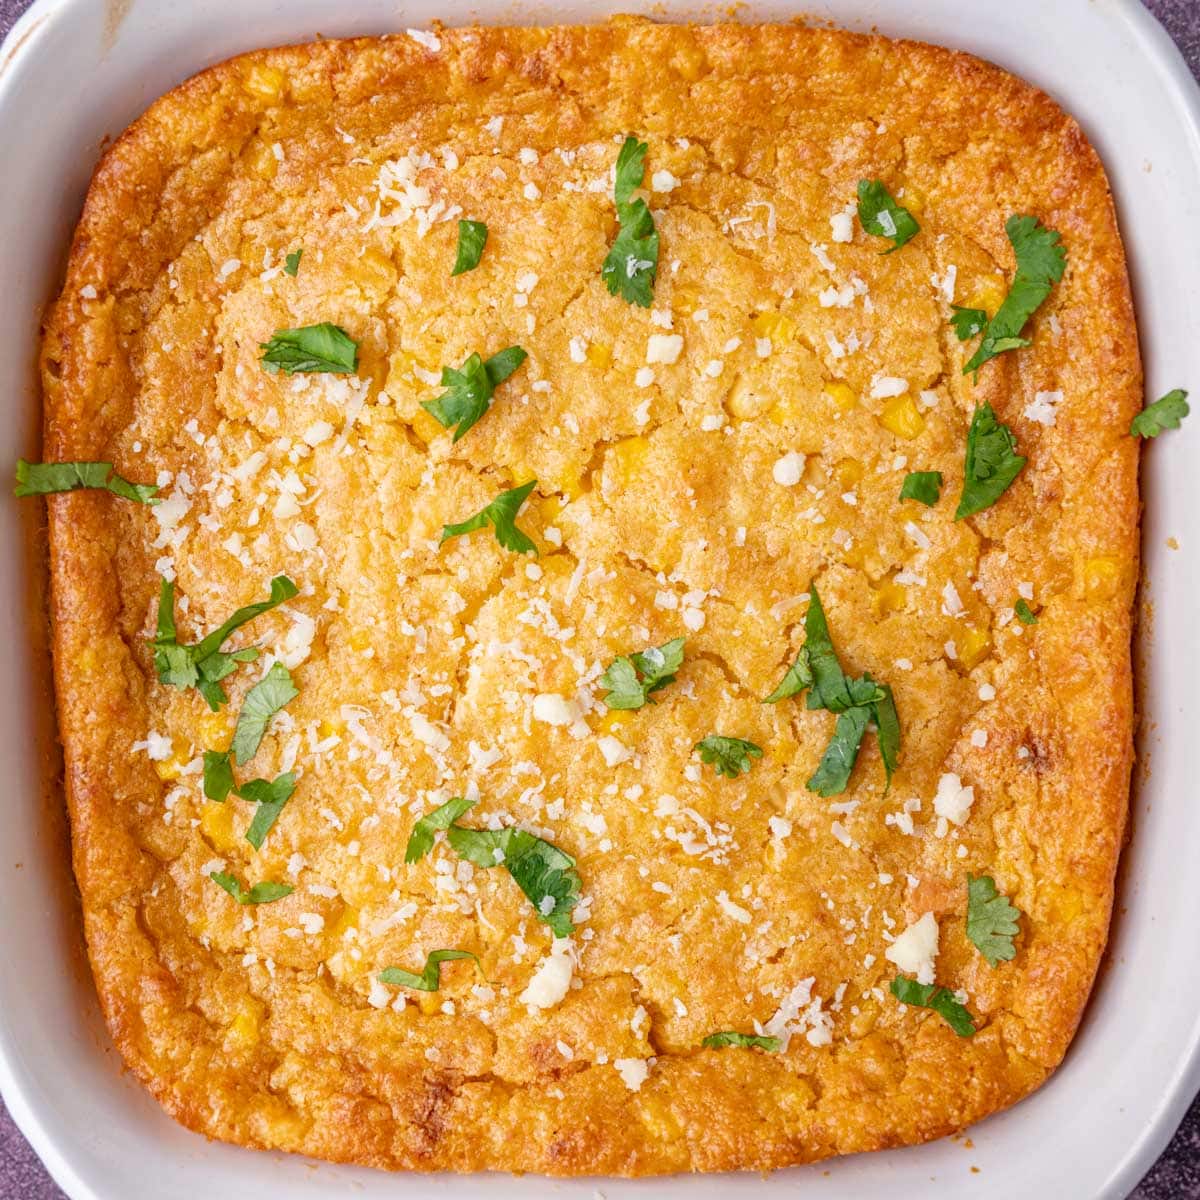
xmin=203 ymin=750 xmax=235 ymax=801
xmin=856 ymin=180 xmax=920 ymax=252
xmin=283 ymin=248 xmax=302 ymax=277
xmin=1014 ymin=599 xmax=1038 ymax=625
xmin=949 ymin=306 xmax=987 ymax=341
xmin=14 ymin=459 xmax=159 ymax=504
xmin=260 ymin=323 xmax=358 ymax=375
xmin=209 ymin=871 xmax=293 ymax=905
xmin=421 ymin=346 xmax=527 ymax=441
xmin=1130 ymin=388 xmax=1189 ymax=438
xmin=152 ymin=575 xmax=297 ymax=710
xmin=694 ymin=735 xmax=763 ymax=779
xmin=405 ymin=795 xmax=476 ymax=864
xmin=961 ymin=216 xmax=1066 ymax=374
xmin=239 ymin=772 xmax=297 ymax=850
xmin=600 ymin=637 xmax=685 ymax=710
xmin=230 ymin=662 xmax=299 ymax=763
xmin=763 ymin=584 xmax=898 ymax=795
xmin=452 ymin=219 xmax=488 ymax=276
xmin=379 ymin=949 xmax=480 ymax=992
xmin=441 ymin=479 xmax=538 ymax=555
xmin=701 ymin=1031 xmax=781 ymax=1052
xmin=966 ymin=873 xmax=1021 ymax=967
xmin=889 ymin=976 xmax=976 ymax=1037
xmin=404 ymin=797 xmax=582 ymax=935
xmin=955 ymin=402 xmax=1026 ymax=520
xmin=600 ymin=136 xmax=659 ymax=307
xmin=448 ymin=824 xmax=581 ymax=937
xmin=899 ymin=471 xmax=942 ymax=506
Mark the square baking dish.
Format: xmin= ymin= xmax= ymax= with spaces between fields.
xmin=1 ymin=1 xmax=1197 ymax=1196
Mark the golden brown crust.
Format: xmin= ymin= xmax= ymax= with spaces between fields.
xmin=42 ymin=19 xmax=1139 ymax=1175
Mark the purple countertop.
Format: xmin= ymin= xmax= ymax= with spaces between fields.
xmin=0 ymin=1 xmax=1197 ymax=1197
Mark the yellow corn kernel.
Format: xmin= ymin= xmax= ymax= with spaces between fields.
xmin=768 ymin=394 xmax=806 ymax=426
xmin=671 ymin=42 xmax=706 ymax=82
xmin=199 ymin=711 xmax=232 ymax=746
xmin=227 ymin=999 xmax=262 ymax=1047
xmin=200 ymin=800 xmax=237 ymax=852
xmin=752 ymin=311 xmax=796 ymax=345
xmin=1083 ymin=556 xmax=1121 ymax=599
xmin=417 ymin=990 xmax=442 ymax=1016
xmin=539 ymin=495 xmax=566 ymax=525
xmin=824 ymin=381 xmax=857 ymax=413
xmin=840 ymin=543 xmax=866 ymax=569
xmin=966 ymin=274 xmax=1007 ymax=314
xmin=879 ymin=394 xmax=926 ymax=440
xmin=74 ymin=645 xmax=98 ymax=674
xmin=244 ymin=63 xmax=285 ymax=101
xmin=585 ymin=342 xmax=612 ymax=369
xmin=1042 ymin=882 xmax=1084 ymax=924
xmin=834 ymin=458 xmax=864 ymax=489
xmin=411 ymin=407 xmax=445 ymax=444
xmin=902 ymin=186 xmax=926 ymax=217
xmin=637 ymin=1095 xmax=682 ymax=1140
xmin=153 ymin=753 xmax=184 ymax=782
xmin=671 ymin=287 xmax=701 ymax=317
xmin=959 ymin=625 xmax=992 ymax=669
xmin=245 ymin=138 xmax=278 ymax=180
xmin=330 ymin=905 xmax=359 ymax=938
xmin=600 ymin=709 xmax=635 ymax=734
xmin=349 ymin=629 xmax=372 ymax=653
xmin=609 ymin=436 xmax=650 ymax=486
xmin=873 ymin=580 xmax=908 ymax=616
xmin=318 ymin=717 xmax=345 ymax=739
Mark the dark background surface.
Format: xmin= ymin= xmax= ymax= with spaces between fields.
xmin=0 ymin=0 xmax=1197 ymax=1196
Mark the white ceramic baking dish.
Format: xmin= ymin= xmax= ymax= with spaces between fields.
xmin=1 ymin=1 xmax=1197 ymax=1196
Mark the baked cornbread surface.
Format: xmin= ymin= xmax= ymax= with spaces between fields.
xmin=42 ymin=18 xmax=1139 ymax=1176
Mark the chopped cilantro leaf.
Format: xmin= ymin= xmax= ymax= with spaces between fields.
xmin=239 ymin=772 xmax=297 ymax=850
xmin=283 ymin=248 xmax=302 ymax=277
xmin=1014 ymin=599 xmax=1038 ymax=625
xmin=446 ymin=824 xmax=581 ymax=937
xmin=890 ymin=976 xmax=976 ymax=1037
xmin=203 ymin=750 xmax=234 ymax=802
xmin=807 ymin=703 xmax=872 ymax=797
xmin=899 ymin=471 xmax=942 ymax=506
xmin=701 ymin=1031 xmax=781 ymax=1052
xmin=260 ymin=323 xmax=358 ymax=375
xmin=230 ymin=662 xmax=299 ymax=764
xmin=1131 ymin=388 xmax=1189 ymax=438
xmin=955 ymin=402 xmax=1026 ymax=520
xmin=209 ymin=871 xmax=293 ymax=905
xmin=856 ymin=180 xmax=920 ymax=252
xmin=421 ymin=345 xmax=528 ymax=441
xmin=765 ymin=584 xmax=899 ymax=796
xmin=406 ymin=796 xmax=476 ymax=864
xmin=694 ymin=735 xmax=763 ymax=779
xmin=966 ymin=873 xmax=1022 ymax=967
xmin=441 ymin=479 xmax=538 ymax=555
xmin=961 ymin=216 xmax=1065 ymax=374
xmin=452 ymin=219 xmax=488 ymax=275
xmin=379 ymin=949 xmax=480 ymax=992
xmin=600 ymin=637 xmax=685 ymax=710
xmin=152 ymin=574 xmax=297 ymax=710
xmin=950 ymin=306 xmax=988 ymax=342
xmin=601 ymin=136 xmax=659 ymax=307
xmin=14 ymin=459 xmax=159 ymax=504
xmin=763 ymin=647 xmax=813 ymax=704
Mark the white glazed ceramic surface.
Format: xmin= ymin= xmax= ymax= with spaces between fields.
xmin=0 ymin=2 xmax=1197 ymax=1197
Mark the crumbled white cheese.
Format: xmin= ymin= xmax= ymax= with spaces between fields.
xmin=933 ymin=771 xmax=975 ymax=826
xmin=772 ymin=452 xmax=806 ymax=487
xmin=884 ymin=912 xmax=939 ymax=985
xmin=520 ymin=938 xmax=575 ymax=1009
xmin=133 ymin=731 xmax=172 ymax=761
xmin=614 ymin=1057 xmax=650 ymax=1091
xmin=1025 ymin=390 xmax=1063 ymax=427
xmin=597 ymin=735 xmax=632 ymax=767
xmin=634 ymin=367 xmax=655 ymax=388
xmin=870 ymin=374 xmax=908 ymax=399
xmin=532 ymin=693 xmax=579 ymax=727
xmin=406 ymin=28 xmax=441 ymax=51
xmin=646 ymin=333 xmax=684 ymax=365
xmin=940 ymin=580 xmax=965 ymax=617
xmin=715 ymin=890 xmax=751 ymax=924
xmin=651 ymin=169 xmax=680 ymax=192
